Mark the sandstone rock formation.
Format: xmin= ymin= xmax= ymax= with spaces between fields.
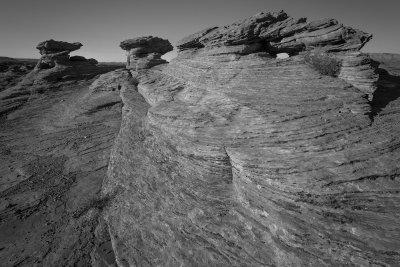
xmin=338 ymin=52 xmax=379 ymax=99
xmin=177 ymin=10 xmax=379 ymax=98
xmin=176 ymin=11 xmax=371 ymax=55
xmin=1 ymin=10 xmax=399 ymax=267
xmin=0 ymin=40 xmax=120 ymax=117
xmin=0 ymin=76 xmax=122 ymax=266
xmin=100 ymin=11 xmax=399 ymax=266
xmin=36 ymin=39 xmax=83 ymax=69
xmin=30 ymin=39 xmax=106 ymax=83
xmin=120 ymin=36 xmax=173 ymax=70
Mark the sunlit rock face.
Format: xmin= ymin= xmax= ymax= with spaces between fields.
xmin=120 ymin=36 xmax=173 ymax=70
xmin=29 ymin=39 xmax=104 ymax=84
xmin=102 ymin=11 xmax=400 ymax=266
xmin=0 ymin=40 xmax=120 ymax=119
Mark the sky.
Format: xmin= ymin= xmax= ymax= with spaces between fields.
xmin=0 ymin=0 xmax=399 ymax=62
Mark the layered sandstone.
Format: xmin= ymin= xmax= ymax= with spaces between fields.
xmin=0 ymin=40 xmax=120 ymax=117
xmin=120 ymin=36 xmax=173 ymax=70
xmin=0 ymin=75 xmax=123 ymax=266
xmin=102 ymin=11 xmax=400 ymax=266
xmin=177 ymin=10 xmax=379 ymax=97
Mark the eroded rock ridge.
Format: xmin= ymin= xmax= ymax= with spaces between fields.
xmin=101 ymin=11 xmax=399 ymax=267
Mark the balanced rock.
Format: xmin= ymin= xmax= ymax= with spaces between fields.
xmin=36 ymin=39 xmax=82 ymax=55
xmin=35 ymin=40 xmax=83 ymax=69
xmin=24 ymin=39 xmax=112 ymax=84
xmin=120 ymin=36 xmax=173 ymax=70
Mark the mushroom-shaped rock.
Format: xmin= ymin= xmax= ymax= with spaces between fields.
xmin=120 ymin=36 xmax=173 ymax=54
xmin=23 ymin=39 xmax=110 ymax=85
xmin=35 ymin=40 xmax=84 ymax=70
xmin=120 ymin=36 xmax=173 ymax=70
xmin=36 ymin=39 xmax=82 ymax=55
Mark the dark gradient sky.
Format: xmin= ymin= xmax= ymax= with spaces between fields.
xmin=1 ymin=0 xmax=399 ymax=61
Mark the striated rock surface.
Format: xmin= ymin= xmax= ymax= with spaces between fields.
xmin=0 ymin=41 xmax=120 ymax=118
xmin=101 ymin=11 xmax=400 ymax=266
xmin=120 ymin=36 xmax=173 ymax=70
xmin=338 ymin=52 xmax=379 ymax=99
xmin=35 ymin=40 xmax=82 ymax=70
xmin=0 ymin=72 xmax=125 ymax=265
xmin=176 ymin=11 xmax=371 ymax=55
xmin=176 ymin=10 xmax=379 ymax=97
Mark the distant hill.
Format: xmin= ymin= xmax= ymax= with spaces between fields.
xmin=0 ymin=56 xmax=19 ymax=62
xmin=369 ymin=53 xmax=400 ymax=75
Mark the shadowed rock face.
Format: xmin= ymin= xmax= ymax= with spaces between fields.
xmin=101 ymin=11 xmax=400 ymax=266
xmin=120 ymin=36 xmax=173 ymax=70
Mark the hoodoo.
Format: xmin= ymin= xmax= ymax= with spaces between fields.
xmin=120 ymin=36 xmax=173 ymax=70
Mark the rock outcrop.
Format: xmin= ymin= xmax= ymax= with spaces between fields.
xmin=1 ymin=10 xmax=399 ymax=267
xmin=338 ymin=52 xmax=379 ymax=99
xmin=0 ymin=40 xmax=121 ymax=117
xmin=120 ymin=36 xmax=173 ymax=70
xmin=35 ymin=40 xmax=83 ymax=69
xmin=101 ymin=11 xmax=400 ymax=267
xmin=176 ymin=10 xmax=379 ymax=98
xmin=29 ymin=39 xmax=105 ymax=84
xmin=176 ymin=11 xmax=371 ymax=55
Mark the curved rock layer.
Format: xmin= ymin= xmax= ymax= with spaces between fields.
xmin=0 ymin=74 xmax=124 ymax=266
xmin=103 ymin=12 xmax=400 ymax=267
xmin=177 ymin=10 xmax=371 ymax=54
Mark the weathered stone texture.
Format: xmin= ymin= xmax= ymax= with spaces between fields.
xmin=102 ymin=11 xmax=400 ymax=266
xmin=338 ymin=52 xmax=380 ymax=99
xmin=177 ymin=11 xmax=371 ymax=55
xmin=120 ymin=36 xmax=173 ymax=70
